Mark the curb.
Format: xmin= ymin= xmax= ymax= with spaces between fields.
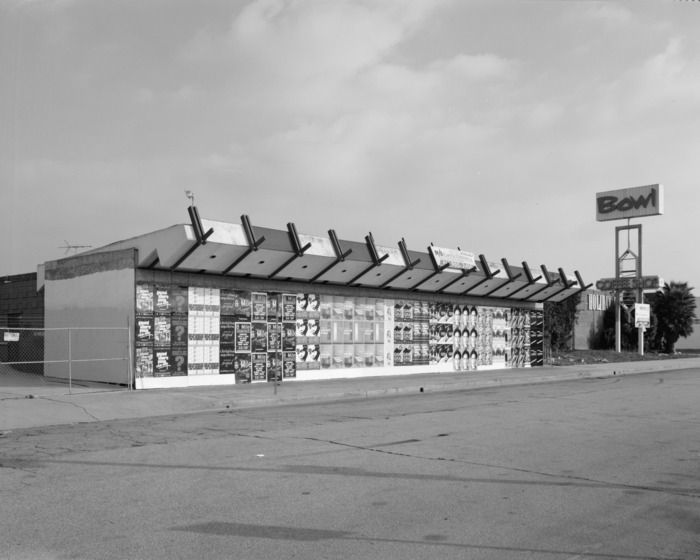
xmin=2 ymin=358 xmax=699 ymax=430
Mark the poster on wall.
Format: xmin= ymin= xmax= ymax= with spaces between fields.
xmin=235 ymin=355 xmax=252 ymax=384
xmin=203 ymin=314 xmax=220 ymax=343
xmin=375 ymin=343 xmax=385 ymax=367
xmin=354 ymin=342 xmax=365 ymax=367
xmin=476 ymin=307 xmax=494 ymax=367
xmin=394 ymin=345 xmax=403 ymax=365
xmin=236 ymin=292 xmax=252 ymax=321
xmin=354 ymin=298 xmax=365 ymax=321
xmin=135 ymin=347 xmax=153 ymax=376
xmin=282 ymin=294 xmax=297 ymax=322
xmin=251 ymin=322 xmax=267 ymax=352
xmin=188 ymin=345 xmax=204 ymax=374
xmin=320 ymin=320 xmax=332 ymax=345
xmin=267 ymin=323 xmax=281 ymax=352
xmin=267 ymin=354 xmax=281 ymax=382
xmin=297 ymin=294 xmax=320 ymax=319
xmin=171 ymin=315 xmax=188 ymax=346
xmin=295 ymin=344 xmax=320 ymax=370
xmin=188 ymin=287 xmax=205 ymax=313
xmin=342 ymin=321 xmax=353 ymax=344
xmin=204 ymin=287 xmax=220 ymax=314
xmin=332 ymin=344 xmax=343 ymax=368
xmin=384 ymin=300 xmax=394 ymax=367
xmin=252 ymin=293 xmax=267 ymax=322
xmin=136 ymin=284 xmax=154 ymax=314
xmin=283 ymin=351 xmax=297 ymax=378
xmin=251 ymin=352 xmax=267 ymax=382
xmin=135 ymin=317 xmax=154 ymax=344
xmin=220 ymin=317 xmax=236 ymax=345
xmin=154 ymin=349 xmax=172 ymax=377
xmin=171 ymin=286 xmax=188 ymax=314
xmin=282 ymin=322 xmax=296 ymax=351
xmin=154 ymin=315 xmax=171 ymax=347
xmin=204 ymin=344 xmax=219 ymax=374
xmin=220 ymin=290 xmax=252 ymax=322
xmin=155 ymin=285 xmax=171 ymax=314
xmin=332 ymin=296 xmax=344 ymax=321
xmin=296 ymin=318 xmax=320 ymax=343
xmin=219 ymin=346 xmax=236 ymax=374
xmin=320 ymin=298 xmax=332 ymax=321
xmin=492 ymin=308 xmax=508 ymax=367
xmin=171 ymin=347 xmax=187 ymax=376
xmin=188 ymin=314 xmax=204 ymax=342
xmin=343 ymin=344 xmax=354 ymax=368
xmin=235 ymin=323 xmax=252 ymax=353
xmin=320 ymin=344 xmax=332 ymax=369
xmin=220 ymin=290 xmax=236 ymax=316
xmin=267 ymin=296 xmax=279 ymax=321
xmin=529 ymin=310 xmax=544 ymax=366
xmin=508 ymin=309 xmax=531 ymax=368
xmin=136 ymin=281 xmax=541 ymax=385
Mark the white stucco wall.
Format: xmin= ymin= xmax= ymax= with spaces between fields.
xmin=44 ymin=252 xmax=135 ymax=385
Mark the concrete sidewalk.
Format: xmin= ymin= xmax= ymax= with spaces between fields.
xmin=2 ymin=357 xmax=699 ymax=431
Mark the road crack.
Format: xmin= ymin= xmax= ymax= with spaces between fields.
xmin=297 ymin=436 xmax=700 ymax=499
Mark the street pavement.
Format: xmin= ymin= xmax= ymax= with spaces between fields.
xmin=2 ymin=357 xmax=700 ymax=431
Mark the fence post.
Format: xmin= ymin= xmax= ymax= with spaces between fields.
xmin=68 ymin=328 xmax=72 ymax=394
xmin=126 ymin=318 xmax=134 ymax=390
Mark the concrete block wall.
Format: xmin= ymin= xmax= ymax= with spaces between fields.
xmin=0 ymin=273 xmax=44 ymax=326
xmin=0 ymin=272 xmax=44 ymax=369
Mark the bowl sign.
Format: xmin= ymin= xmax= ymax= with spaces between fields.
xmin=596 ymin=184 xmax=664 ymax=222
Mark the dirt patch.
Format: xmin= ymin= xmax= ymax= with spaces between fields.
xmin=548 ymin=349 xmax=700 ymax=366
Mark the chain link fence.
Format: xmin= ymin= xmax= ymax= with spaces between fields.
xmin=0 ymin=326 xmax=132 ymax=399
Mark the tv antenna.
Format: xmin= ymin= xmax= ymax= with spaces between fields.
xmin=184 ymin=190 xmax=195 ymax=207
xmin=59 ymin=240 xmax=92 ymax=255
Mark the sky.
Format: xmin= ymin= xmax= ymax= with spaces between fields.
xmin=1 ymin=0 xmax=699 ymax=291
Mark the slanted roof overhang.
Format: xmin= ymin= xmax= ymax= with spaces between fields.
xmin=86 ymin=209 xmax=590 ymax=304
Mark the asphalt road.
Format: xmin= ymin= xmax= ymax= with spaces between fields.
xmin=2 ymin=368 xmax=700 ymax=560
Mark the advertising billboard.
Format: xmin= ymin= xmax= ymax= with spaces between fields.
xmin=428 ymin=246 xmax=476 ymax=270
xmin=595 ymin=184 xmax=664 ymax=222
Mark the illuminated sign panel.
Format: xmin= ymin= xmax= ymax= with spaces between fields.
xmin=595 ymin=184 xmax=664 ymax=222
xmin=595 ymin=276 xmax=660 ymax=291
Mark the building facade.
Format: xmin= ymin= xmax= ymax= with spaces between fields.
xmin=7 ymin=209 xmax=589 ymax=389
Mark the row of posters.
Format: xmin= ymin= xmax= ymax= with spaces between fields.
xmin=134 ymin=284 xmax=543 ymax=380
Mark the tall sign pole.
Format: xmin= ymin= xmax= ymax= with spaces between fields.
xmin=595 ymin=184 xmax=664 ymax=354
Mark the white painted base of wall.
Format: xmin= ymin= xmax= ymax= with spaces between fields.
xmin=134 ymin=362 xmax=528 ymax=390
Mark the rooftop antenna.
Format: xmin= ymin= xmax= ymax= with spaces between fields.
xmin=184 ymin=190 xmax=195 ymax=207
xmin=59 ymin=240 xmax=92 ymax=255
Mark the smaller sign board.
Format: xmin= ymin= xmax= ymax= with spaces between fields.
xmin=3 ymin=332 xmax=19 ymax=342
xmin=596 ymin=276 xmax=661 ymax=291
xmin=428 ymin=246 xmax=476 ymax=271
xmin=635 ymin=303 xmax=650 ymax=329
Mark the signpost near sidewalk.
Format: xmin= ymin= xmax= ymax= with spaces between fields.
xmin=595 ymin=184 xmax=664 ymax=355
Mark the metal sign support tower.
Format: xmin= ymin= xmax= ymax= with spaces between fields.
xmin=614 ymin=223 xmax=643 ymax=354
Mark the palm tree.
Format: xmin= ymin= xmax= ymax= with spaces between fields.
xmin=650 ymin=282 xmax=697 ymax=353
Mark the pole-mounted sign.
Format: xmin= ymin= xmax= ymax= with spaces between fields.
xmin=635 ymin=303 xmax=650 ymax=330
xmin=596 ymin=184 xmax=664 ymax=222
xmin=596 ymin=183 xmax=664 ymax=356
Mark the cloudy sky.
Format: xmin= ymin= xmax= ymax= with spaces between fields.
xmin=1 ymin=0 xmax=699 ymax=290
